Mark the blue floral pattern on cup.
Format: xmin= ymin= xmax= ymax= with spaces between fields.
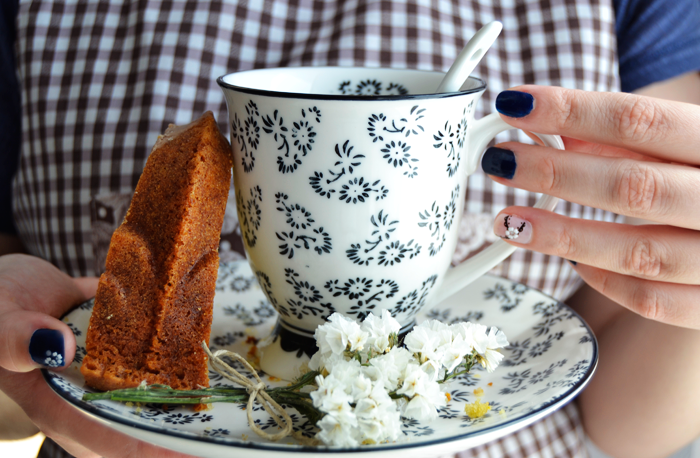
xmin=231 ymin=101 xmax=322 ymax=174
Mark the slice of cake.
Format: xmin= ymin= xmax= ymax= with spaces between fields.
xmin=81 ymin=112 xmax=232 ymax=392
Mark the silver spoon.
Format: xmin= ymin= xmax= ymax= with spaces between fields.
xmin=436 ymin=21 xmax=503 ymax=93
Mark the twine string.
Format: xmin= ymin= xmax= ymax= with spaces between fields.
xmin=201 ymin=341 xmax=294 ymax=442
xmin=202 ymin=342 xmax=323 ymax=447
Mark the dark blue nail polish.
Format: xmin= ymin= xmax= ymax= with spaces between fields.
xmin=496 ymin=91 xmax=534 ymax=118
xmin=29 ymin=329 xmax=65 ymax=367
xmin=568 ymin=260 xmax=578 ymax=266
xmin=482 ymin=147 xmax=516 ymax=179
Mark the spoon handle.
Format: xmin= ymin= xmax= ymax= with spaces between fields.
xmin=436 ymin=21 xmax=503 ymax=93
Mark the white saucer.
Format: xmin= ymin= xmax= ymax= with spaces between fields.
xmin=44 ymin=260 xmax=597 ymax=457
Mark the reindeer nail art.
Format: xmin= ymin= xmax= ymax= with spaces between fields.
xmin=494 ymin=214 xmax=532 ymax=243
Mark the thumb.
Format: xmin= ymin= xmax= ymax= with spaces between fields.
xmin=0 ymin=254 xmax=95 ymax=316
xmin=0 ymin=254 xmax=96 ymax=373
xmin=0 ymin=309 xmax=77 ymax=372
xmin=73 ymin=277 xmax=99 ymax=300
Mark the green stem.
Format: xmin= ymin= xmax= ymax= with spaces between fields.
xmin=112 ymin=395 xmax=248 ymax=404
xmin=81 ymin=382 xmax=323 ymax=424
xmin=279 ymin=370 xmax=320 ymax=392
xmin=388 ymin=391 xmax=409 ymax=401
xmin=83 ymin=385 xmax=250 ymax=402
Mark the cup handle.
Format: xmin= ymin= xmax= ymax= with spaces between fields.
xmin=431 ymin=112 xmax=564 ymax=305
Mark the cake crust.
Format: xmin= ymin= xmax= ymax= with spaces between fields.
xmin=81 ymin=112 xmax=232 ymax=392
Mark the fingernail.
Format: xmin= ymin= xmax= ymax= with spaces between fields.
xmin=29 ymin=329 xmax=65 ymax=367
xmin=568 ymin=260 xmax=578 ymax=266
xmin=496 ymin=91 xmax=534 ymax=118
xmin=494 ymin=214 xmax=532 ymax=243
xmin=482 ymin=147 xmax=516 ymax=179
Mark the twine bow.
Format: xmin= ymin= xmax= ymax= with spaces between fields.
xmin=201 ymin=342 xmax=293 ymax=441
xmin=201 ymin=342 xmax=322 ymax=446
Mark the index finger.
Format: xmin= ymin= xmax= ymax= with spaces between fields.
xmin=496 ymin=86 xmax=700 ymax=165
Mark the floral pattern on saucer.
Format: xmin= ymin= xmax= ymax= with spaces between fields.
xmin=45 ymin=260 xmax=596 ymax=456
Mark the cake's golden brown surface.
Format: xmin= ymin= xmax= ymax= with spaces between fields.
xmin=81 ymin=112 xmax=232 ymax=392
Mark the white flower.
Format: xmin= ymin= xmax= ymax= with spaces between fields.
xmin=368 ymin=347 xmax=414 ymax=390
xmin=325 ymin=395 xmax=358 ymax=426
xmin=422 ymin=379 xmax=448 ymax=410
xmin=316 ymin=412 xmax=360 ymax=447
xmin=310 ymin=374 xmax=353 ymax=412
xmin=313 ymin=366 xmax=402 ymax=446
xmin=314 ymin=318 xmax=347 ymax=356
xmin=396 ymin=364 xmax=447 ymax=422
xmin=357 ymin=417 xmax=385 ymax=443
xmin=315 ymin=313 xmax=368 ymax=356
xmin=403 ymin=326 xmax=441 ymax=363
xmin=354 ymin=397 xmax=380 ymax=419
xmin=462 ymin=322 xmax=490 ymax=354
xmin=327 ymin=358 xmax=361 ymax=385
xmin=439 ymin=332 xmax=474 ymax=373
xmin=424 ymin=319 xmax=450 ymax=333
xmin=311 ymin=373 xmax=360 ymax=447
xmin=347 ymin=326 xmax=369 ymax=353
xmin=351 ymin=373 xmax=373 ymax=400
xmin=359 ymin=364 xmax=383 ymax=384
xmin=368 ymin=380 xmax=394 ymax=407
xmin=354 ymin=383 xmax=402 ymax=443
xmin=361 ymin=310 xmax=401 ymax=353
xmin=425 ymin=320 xmax=453 ymax=346
xmin=400 ymin=381 xmax=446 ymax=422
xmin=376 ymin=406 xmax=403 ymax=441
xmin=357 ymin=406 xmax=401 ymax=443
xmin=452 ymin=322 xmax=480 ymax=349
xmin=396 ymin=364 xmax=431 ymax=398
xmin=353 ymin=380 xmax=394 ymax=417
xmin=480 ymin=348 xmax=504 ymax=372
xmin=308 ymin=350 xmax=324 ymax=371
xmin=383 ymin=416 xmax=402 ymax=441
xmin=309 ymin=351 xmax=344 ymax=372
xmin=402 ymin=396 xmax=435 ymax=421
xmin=419 ymin=359 xmax=442 ymax=382
xmin=505 ymin=226 xmax=520 ymax=239
xmin=479 ymin=327 xmax=509 ymax=372
xmin=309 ymin=312 xmax=508 ymax=446
xmin=486 ymin=326 xmax=509 ymax=349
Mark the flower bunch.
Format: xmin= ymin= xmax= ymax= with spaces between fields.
xmin=308 ymin=311 xmax=508 ymax=446
xmin=84 ymin=311 xmax=508 ymax=448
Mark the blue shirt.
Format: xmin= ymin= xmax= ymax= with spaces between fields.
xmin=615 ymin=0 xmax=700 ymax=92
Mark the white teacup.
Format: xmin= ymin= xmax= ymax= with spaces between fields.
xmin=218 ymin=67 xmax=562 ymax=378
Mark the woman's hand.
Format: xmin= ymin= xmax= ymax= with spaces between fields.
xmin=484 ymin=86 xmax=700 ymax=328
xmin=0 ymin=254 xmax=193 ymax=457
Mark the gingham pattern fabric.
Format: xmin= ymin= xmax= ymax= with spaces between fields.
xmin=14 ymin=1 xmax=619 ymax=457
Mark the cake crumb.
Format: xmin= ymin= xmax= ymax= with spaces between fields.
xmin=464 ymin=399 xmax=491 ymax=419
xmin=473 ymin=387 xmax=485 ymax=397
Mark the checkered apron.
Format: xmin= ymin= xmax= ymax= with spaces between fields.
xmin=15 ymin=1 xmax=619 ymax=456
